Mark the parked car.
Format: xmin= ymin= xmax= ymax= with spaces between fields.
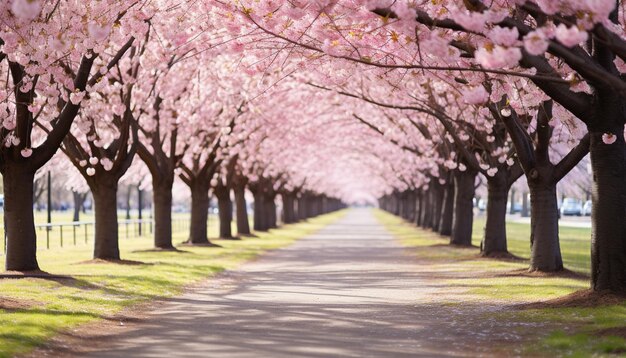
xmin=582 ymin=200 xmax=592 ymax=216
xmin=560 ymin=198 xmax=583 ymax=216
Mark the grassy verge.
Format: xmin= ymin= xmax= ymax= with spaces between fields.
xmin=0 ymin=210 xmax=345 ymax=358
xmin=374 ymin=210 xmax=626 ymax=357
xmin=0 ymin=212 xmax=197 ymax=255
xmin=471 ymin=216 xmax=591 ymax=275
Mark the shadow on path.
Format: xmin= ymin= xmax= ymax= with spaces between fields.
xmin=58 ymin=209 xmax=546 ymax=358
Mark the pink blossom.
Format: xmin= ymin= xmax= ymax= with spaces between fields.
xmin=602 ymin=133 xmax=617 ymax=145
xmin=555 ymin=24 xmax=588 ymax=47
xmin=11 ymin=0 xmax=41 ymax=21
xmin=391 ymin=3 xmax=416 ymax=22
xmin=487 ymin=168 xmax=498 ymax=177
xmin=475 ymin=46 xmax=522 ymax=69
xmin=86 ymin=167 xmax=96 ymax=176
xmin=70 ymin=91 xmax=85 ymax=105
xmin=20 ymin=148 xmax=32 ymax=157
xmin=101 ymin=158 xmax=113 ymax=171
xmin=461 ymin=85 xmax=489 ymax=105
xmin=523 ymin=30 xmax=549 ymax=56
xmin=452 ymin=10 xmax=486 ymax=33
xmin=488 ymin=27 xmax=519 ymax=47
xmin=3 ymin=119 xmax=16 ymax=130
xmin=88 ymin=22 xmax=111 ymax=42
xmin=421 ymin=36 xmax=449 ymax=59
xmin=535 ymin=0 xmax=560 ymax=15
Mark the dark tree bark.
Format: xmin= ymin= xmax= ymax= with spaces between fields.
xmin=72 ymin=191 xmax=88 ymax=222
xmin=234 ymin=181 xmax=251 ymax=236
xmin=215 ymin=184 xmax=234 ymax=239
xmin=253 ymin=191 xmax=268 ymax=231
xmin=4 ymin=166 xmax=38 ymax=271
xmin=267 ymin=195 xmax=278 ymax=228
xmin=481 ymin=172 xmax=510 ymax=256
xmin=430 ymin=185 xmax=444 ymax=231
xmin=451 ymin=169 xmax=476 ymax=246
xmin=529 ymin=183 xmax=562 ymax=271
xmin=589 ymin=130 xmax=626 ymax=291
xmin=92 ymin=182 xmax=120 ymax=260
xmin=153 ymin=180 xmax=174 ymax=249
xmin=188 ymin=179 xmax=211 ymax=244
xmin=250 ymin=178 xmax=279 ymax=231
xmin=420 ymin=189 xmax=432 ymax=229
xmin=439 ymin=183 xmax=454 ymax=236
xmin=415 ymin=190 xmax=423 ymax=227
xmin=282 ymin=192 xmax=296 ymax=224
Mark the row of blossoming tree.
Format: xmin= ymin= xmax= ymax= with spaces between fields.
xmin=0 ymin=0 xmax=356 ymax=272
xmin=213 ymin=0 xmax=626 ymax=294
xmin=2 ymin=0 xmax=626 ymax=295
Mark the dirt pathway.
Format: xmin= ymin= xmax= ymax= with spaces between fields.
xmin=71 ymin=209 xmax=543 ymax=357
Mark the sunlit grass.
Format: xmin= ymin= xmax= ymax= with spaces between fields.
xmin=374 ymin=209 xmax=626 ymax=357
xmin=0 ymin=210 xmax=345 ymax=358
xmin=471 ymin=216 xmax=591 ymax=274
xmin=0 ymin=211 xmax=204 ymax=255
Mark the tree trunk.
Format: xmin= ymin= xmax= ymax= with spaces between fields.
xmin=589 ymin=131 xmax=626 ymax=292
xmin=451 ymin=170 xmax=476 ymax=246
xmin=125 ymin=186 xmax=132 ymax=220
xmin=153 ymin=181 xmax=174 ymax=249
xmin=253 ymin=192 xmax=267 ymax=231
xmin=521 ymin=191 xmax=530 ymax=217
xmin=267 ymin=196 xmax=277 ymax=229
xmin=282 ymin=193 xmax=295 ymax=224
xmin=415 ymin=191 xmax=423 ymax=227
xmin=188 ymin=181 xmax=211 ymax=244
xmin=234 ymin=185 xmax=251 ymax=236
xmin=72 ymin=191 xmax=85 ymax=222
xmin=431 ymin=185 xmax=444 ymax=231
xmin=439 ymin=183 xmax=454 ymax=236
xmin=4 ymin=166 xmax=39 ymax=271
xmin=420 ymin=190 xmax=432 ymax=228
xmin=529 ymin=182 xmax=563 ymax=272
xmin=481 ymin=175 xmax=509 ymax=256
xmin=216 ymin=188 xmax=233 ymax=239
xmin=92 ymin=183 xmax=120 ymax=260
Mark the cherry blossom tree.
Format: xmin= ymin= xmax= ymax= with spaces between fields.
xmin=0 ymin=0 xmax=146 ymax=270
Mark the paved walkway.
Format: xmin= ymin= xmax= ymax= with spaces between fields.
xmin=84 ymin=209 xmax=529 ymax=357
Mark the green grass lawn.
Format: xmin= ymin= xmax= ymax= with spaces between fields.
xmin=471 ymin=216 xmax=591 ymax=274
xmin=0 ymin=211 xmax=195 ymax=254
xmin=375 ymin=210 xmax=626 ymax=358
xmin=0 ymin=210 xmax=346 ymax=358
